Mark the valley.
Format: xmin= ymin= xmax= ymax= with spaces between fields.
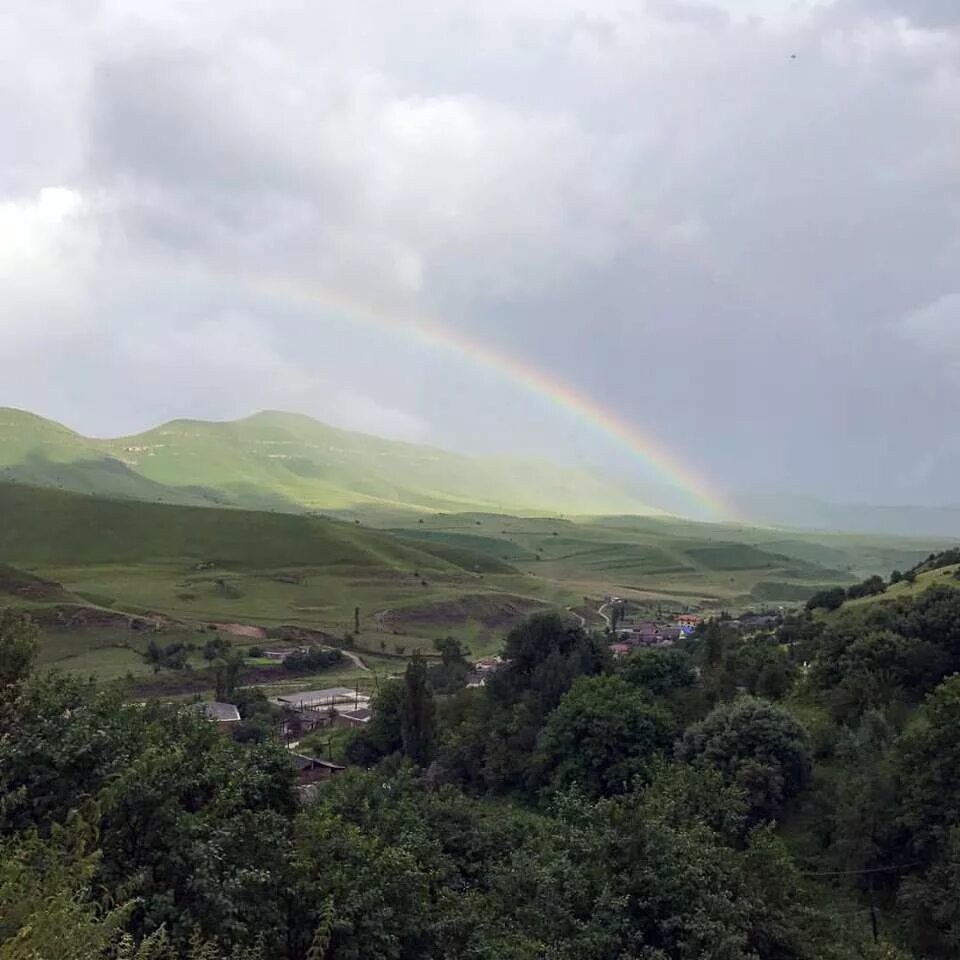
xmin=0 ymin=479 xmax=944 ymax=691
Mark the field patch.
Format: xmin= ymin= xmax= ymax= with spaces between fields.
xmin=381 ymin=593 xmax=549 ymax=630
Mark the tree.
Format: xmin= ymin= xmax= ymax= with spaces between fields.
xmin=896 ymin=676 xmax=960 ymax=956
xmin=678 ymin=697 xmax=812 ymax=822
xmin=898 ymin=675 xmax=960 ymax=850
xmin=213 ymin=650 xmax=243 ymax=701
xmin=536 ymin=675 xmax=676 ymax=797
xmin=621 ymin=647 xmax=696 ymax=696
xmin=429 ymin=636 xmax=472 ymax=693
xmin=846 ymin=575 xmax=886 ymax=601
xmin=203 ymin=634 xmax=232 ymax=661
xmin=488 ymin=612 xmax=608 ymax=712
xmin=400 ymin=651 xmax=436 ymax=766
xmin=806 ymin=587 xmax=846 ymax=612
xmin=282 ymin=647 xmax=342 ymax=673
xmin=0 ymin=609 xmax=37 ymax=690
xmin=344 ymin=680 xmax=404 ymax=765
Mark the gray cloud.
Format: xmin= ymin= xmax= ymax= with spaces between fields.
xmin=2 ymin=0 xmax=959 ymax=510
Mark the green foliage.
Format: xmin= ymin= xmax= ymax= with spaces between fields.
xmin=400 ymin=651 xmax=437 ymax=766
xmin=846 ymin=575 xmax=888 ymax=600
xmin=144 ymin=638 xmax=190 ymax=671
xmin=808 ymin=584 xmax=960 ymax=721
xmin=806 ymin=586 xmax=847 ymax=611
xmin=0 ymin=673 xmax=296 ymax=955
xmin=678 ymin=697 xmax=812 ymax=822
xmin=488 ymin=612 xmax=608 ymax=712
xmin=6 ymin=597 xmax=959 ymax=959
xmin=343 ymin=680 xmax=404 ymax=765
xmin=621 ymin=646 xmax=696 ymax=696
xmin=829 ymin=711 xmax=897 ymax=874
xmin=437 ymin=614 xmax=610 ymax=795
xmin=203 ymin=634 xmax=232 ymax=660
xmin=428 ymin=636 xmax=472 ymax=693
xmin=0 ymin=608 xmax=37 ymax=689
xmin=535 ymin=675 xmax=676 ymax=797
xmin=282 ymin=646 xmax=343 ymax=673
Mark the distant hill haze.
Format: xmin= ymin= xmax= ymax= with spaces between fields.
xmin=0 ymin=407 xmax=661 ymax=517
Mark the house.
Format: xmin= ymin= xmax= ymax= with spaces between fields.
xmin=467 ymin=656 xmax=503 ymax=688
xmin=473 ymin=657 xmax=502 ymax=672
xmin=276 ymin=687 xmax=368 ymax=712
xmin=738 ymin=613 xmax=780 ymax=632
xmin=291 ymin=753 xmax=345 ymax=784
xmin=677 ymin=614 xmax=702 ymax=628
xmin=190 ymin=701 xmax=241 ymax=724
xmin=334 ymin=707 xmax=372 ymax=728
xmin=633 ymin=622 xmax=661 ymax=645
xmin=263 ymin=646 xmax=311 ymax=661
xmin=609 ymin=642 xmax=632 ymax=658
xmin=659 ymin=624 xmax=682 ymax=642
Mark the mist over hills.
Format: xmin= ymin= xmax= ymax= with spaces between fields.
xmin=0 ymin=407 xmax=659 ymax=517
xmin=4 ymin=406 xmax=960 ymax=537
xmin=728 ymin=490 xmax=960 ymax=540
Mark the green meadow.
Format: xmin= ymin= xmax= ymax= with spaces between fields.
xmin=0 ymin=480 xmax=945 ymax=688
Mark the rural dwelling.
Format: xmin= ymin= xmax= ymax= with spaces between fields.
xmin=633 ymin=623 xmax=661 ymax=645
xmin=677 ymin=614 xmax=702 ymax=628
xmin=276 ymin=687 xmax=368 ymax=712
xmin=467 ymin=656 xmax=503 ymax=688
xmin=609 ymin=642 xmax=632 ymax=658
xmin=190 ymin=701 xmax=241 ymax=726
xmin=335 ymin=707 xmax=372 ymax=728
xmin=291 ymin=753 xmax=345 ymax=784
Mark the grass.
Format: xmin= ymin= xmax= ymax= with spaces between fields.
xmin=843 ymin=563 xmax=960 ymax=609
xmin=2 ymin=484 xmax=951 ymax=689
xmin=0 ymin=406 xmax=655 ymax=516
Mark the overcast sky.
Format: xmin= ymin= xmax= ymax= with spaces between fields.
xmin=2 ymin=0 xmax=959 ymax=511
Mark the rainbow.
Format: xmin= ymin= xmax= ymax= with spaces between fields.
xmin=198 ymin=269 xmax=735 ymax=520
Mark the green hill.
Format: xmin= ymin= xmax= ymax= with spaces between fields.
xmin=0 ymin=407 xmax=657 ymax=516
xmin=0 ymin=484 xmax=458 ymax=572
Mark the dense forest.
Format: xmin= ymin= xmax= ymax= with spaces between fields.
xmin=5 ymin=576 xmax=960 ymax=959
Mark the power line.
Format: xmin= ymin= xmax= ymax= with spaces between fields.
xmin=801 ymin=860 xmax=925 ymax=878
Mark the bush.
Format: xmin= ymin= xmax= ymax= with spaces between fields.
xmin=677 ymin=697 xmax=812 ymax=822
xmin=282 ymin=647 xmax=343 ymax=673
xmin=805 ymin=587 xmax=846 ymax=612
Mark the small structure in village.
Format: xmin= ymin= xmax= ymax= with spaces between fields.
xmin=335 ymin=707 xmax=372 ymax=728
xmin=291 ymin=753 xmax=345 ymax=784
xmin=466 ymin=656 xmax=503 ymax=688
xmin=276 ymin=686 xmax=367 ymax=711
xmin=189 ymin=700 xmax=241 ymax=726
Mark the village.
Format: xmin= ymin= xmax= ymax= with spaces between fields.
xmin=187 ymin=599 xmax=785 ymax=796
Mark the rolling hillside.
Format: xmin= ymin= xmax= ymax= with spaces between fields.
xmin=0 ymin=483 xmax=458 ymax=571
xmin=0 ymin=407 xmax=657 ymax=516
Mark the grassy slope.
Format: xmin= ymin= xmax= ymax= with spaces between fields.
xmin=0 ymin=483 xmax=459 ymax=570
xmin=843 ymin=562 xmax=960 ymax=609
xmin=2 ymin=484 xmax=947 ymax=683
xmin=0 ymin=406 xmax=657 ymax=516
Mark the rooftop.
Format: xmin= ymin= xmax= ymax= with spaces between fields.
xmin=276 ymin=687 xmax=366 ymax=707
xmin=191 ymin=701 xmax=241 ymax=722
xmin=291 ymin=753 xmax=346 ymax=771
xmin=339 ymin=707 xmax=372 ymax=722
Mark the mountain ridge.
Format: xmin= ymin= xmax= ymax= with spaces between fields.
xmin=0 ymin=406 xmax=660 ymax=517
